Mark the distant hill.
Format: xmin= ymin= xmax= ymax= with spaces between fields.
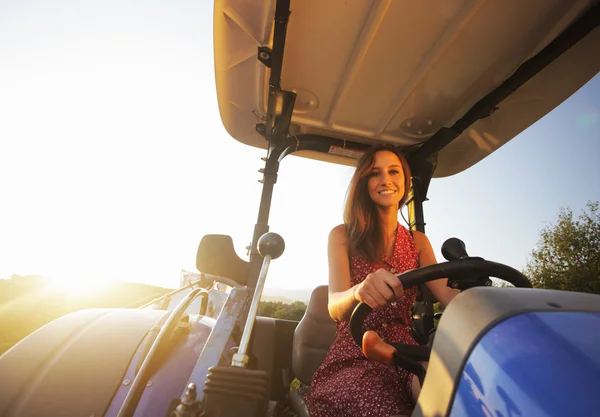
xmin=261 ymin=295 xmax=295 ymax=304
xmin=0 ymin=275 xmax=172 ymax=355
xmin=261 ymin=287 xmax=313 ymax=304
xmin=0 ymin=275 xmax=315 ymax=355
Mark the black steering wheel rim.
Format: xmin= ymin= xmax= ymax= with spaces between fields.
xmin=350 ymin=258 xmax=532 ymax=347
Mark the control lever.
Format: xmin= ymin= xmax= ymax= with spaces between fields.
xmin=201 ymin=234 xmax=285 ymax=417
xmin=362 ymin=331 xmax=395 ymax=365
xmin=441 ymin=238 xmax=491 ymax=290
xmin=441 ymin=237 xmax=469 ymax=261
xmin=362 ymin=331 xmax=428 ymax=385
xmin=231 ymin=232 xmax=285 ymax=368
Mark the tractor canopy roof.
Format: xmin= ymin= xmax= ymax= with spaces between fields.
xmin=213 ymin=0 xmax=600 ymax=177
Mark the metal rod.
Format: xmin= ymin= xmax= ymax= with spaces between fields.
xmin=135 ymin=279 xmax=207 ymax=310
xmin=267 ymin=0 xmax=290 ymax=90
xmin=249 ymin=0 xmax=295 ymax=289
xmin=408 ymin=179 xmax=426 ymax=234
xmin=232 ymin=255 xmax=272 ymax=367
xmin=121 ymin=293 xmax=164 ymax=309
xmin=247 ymin=141 xmax=295 ymax=288
xmin=406 ymin=173 xmax=436 ymax=345
xmin=116 ymin=288 xmax=203 ymax=417
xmin=135 ymin=274 xmax=239 ymax=310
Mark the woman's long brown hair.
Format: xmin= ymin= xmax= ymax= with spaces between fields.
xmin=344 ymin=144 xmax=412 ymax=262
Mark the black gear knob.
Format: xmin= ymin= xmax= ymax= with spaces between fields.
xmin=441 ymin=238 xmax=469 ymax=261
xmin=257 ymin=233 xmax=285 ymax=259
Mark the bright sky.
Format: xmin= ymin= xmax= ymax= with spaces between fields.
xmin=1 ymin=1 xmax=599 ymax=292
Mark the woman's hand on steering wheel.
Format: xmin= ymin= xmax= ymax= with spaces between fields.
xmin=353 ymin=268 xmax=405 ymax=309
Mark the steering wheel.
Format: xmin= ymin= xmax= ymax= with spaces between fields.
xmin=349 ymin=238 xmax=532 ymax=385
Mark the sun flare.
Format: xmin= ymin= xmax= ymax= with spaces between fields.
xmin=43 ymin=275 xmax=115 ymax=298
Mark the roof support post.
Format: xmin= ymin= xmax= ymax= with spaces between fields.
xmin=406 ymin=156 xmax=437 ymax=345
xmin=248 ymin=0 xmax=296 ymax=288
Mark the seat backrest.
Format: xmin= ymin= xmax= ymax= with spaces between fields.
xmin=292 ymin=285 xmax=337 ymax=385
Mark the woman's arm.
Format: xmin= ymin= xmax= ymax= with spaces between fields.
xmin=327 ymin=225 xmax=358 ymax=322
xmin=412 ymin=230 xmax=460 ymax=307
xmin=327 ymin=225 xmax=404 ymax=322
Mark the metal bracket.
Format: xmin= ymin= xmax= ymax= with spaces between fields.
xmin=257 ymin=46 xmax=272 ymax=68
xmin=231 ymin=352 xmax=249 ymax=368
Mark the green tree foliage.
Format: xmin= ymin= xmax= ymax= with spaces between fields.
xmin=524 ymin=201 xmax=600 ymax=294
xmin=258 ymin=301 xmax=307 ymax=321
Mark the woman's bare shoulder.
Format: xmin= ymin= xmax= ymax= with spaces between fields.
xmin=411 ymin=229 xmax=428 ymax=241
xmin=410 ymin=229 xmax=432 ymax=252
xmin=329 ymin=225 xmax=350 ymax=254
xmin=329 ymin=224 xmax=348 ymax=242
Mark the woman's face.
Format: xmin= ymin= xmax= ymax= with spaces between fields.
xmin=366 ymin=150 xmax=405 ymax=208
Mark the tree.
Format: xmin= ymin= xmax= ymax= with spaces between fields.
xmin=258 ymin=301 xmax=307 ymax=321
xmin=524 ymin=201 xmax=600 ymax=294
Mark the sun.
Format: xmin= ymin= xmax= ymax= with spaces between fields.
xmin=43 ymin=275 xmax=115 ymax=298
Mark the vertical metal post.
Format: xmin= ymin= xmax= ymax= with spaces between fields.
xmin=247 ymin=138 xmax=296 ymax=289
xmin=407 ymin=178 xmax=426 ymax=233
xmin=247 ymin=0 xmax=295 ymax=289
xmin=406 ymin=159 xmax=436 ymax=345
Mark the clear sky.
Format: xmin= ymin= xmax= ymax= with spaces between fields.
xmin=1 ymin=1 xmax=598 ymax=292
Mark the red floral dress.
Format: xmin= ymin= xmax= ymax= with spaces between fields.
xmin=305 ymin=224 xmax=419 ymax=417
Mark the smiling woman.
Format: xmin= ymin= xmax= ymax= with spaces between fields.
xmin=344 ymin=145 xmax=412 ymax=264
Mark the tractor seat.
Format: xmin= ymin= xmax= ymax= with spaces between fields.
xmin=290 ymin=285 xmax=337 ymax=417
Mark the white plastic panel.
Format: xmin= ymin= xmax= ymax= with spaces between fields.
xmin=214 ymin=0 xmax=600 ymax=176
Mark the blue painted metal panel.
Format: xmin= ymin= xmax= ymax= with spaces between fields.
xmin=104 ymin=287 xmax=249 ymax=417
xmin=449 ymin=312 xmax=600 ymax=417
xmin=132 ymin=315 xmax=217 ymax=417
xmin=104 ymin=315 xmax=215 ymax=417
xmin=184 ymin=287 xmax=250 ymax=402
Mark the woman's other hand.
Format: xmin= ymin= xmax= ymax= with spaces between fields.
xmin=353 ymin=268 xmax=404 ymax=309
